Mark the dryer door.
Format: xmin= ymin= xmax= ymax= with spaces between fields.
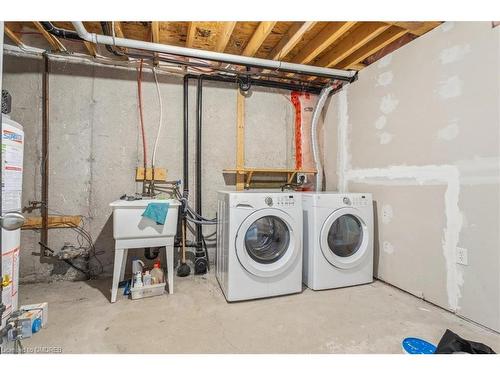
xmin=320 ymin=207 xmax=369 ymax=269
xmin=235 ymin=208 xmax=299 ymax=278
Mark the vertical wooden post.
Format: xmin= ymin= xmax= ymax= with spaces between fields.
xmin=236 ymin=91 xmax=245 ymax=191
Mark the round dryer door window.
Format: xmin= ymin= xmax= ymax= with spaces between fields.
xmin=327 ymin=214 xmax=363 ymax=258
xmin=235 ymin=208 xmax=299 ymax=278
xmin=320 ymin=207 xmax=369 ymax=269
xmin=244 ymin=216 xmax=290 ymax=264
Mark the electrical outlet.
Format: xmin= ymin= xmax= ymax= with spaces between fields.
xmin=456 ymin=247 xmax=468 ymax=265
xmin=297 ymin=173 xmax=307 ymax=184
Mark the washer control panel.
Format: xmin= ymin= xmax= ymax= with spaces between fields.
xmin=276 ymin=195 xmax=296 ymax=207
xmin=351 ymin=195 xmax=370 ymax=206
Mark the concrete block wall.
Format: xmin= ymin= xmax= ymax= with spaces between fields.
xmin=2 ymin=54 xmax=296 ymax=283
xmin=323 ymin=22 xmax=500 ymax=332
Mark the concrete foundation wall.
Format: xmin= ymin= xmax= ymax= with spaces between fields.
xmin=324 ymin=22 xmax=500 ymax=331
xmin=2 ymin=54 xmax=295 ymax=283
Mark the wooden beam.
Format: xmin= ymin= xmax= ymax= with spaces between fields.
xmin=32 ymin=21 xmax=66 ymax=52
xmin=214 ymin=21 xmax=236 ymax=52
xmin=4 ymin=25 xmax=23 ymax=47
xmin=83 ymin=41 xmax=97 ymax=57
xmin=269 ymin=21 xmax=316 ymax=60
xmin=387 ymin=22 xmax=441 ymax=36
xmin=22 ymin=216 xmax=82 ymax=230
xmin=314 ymin=22 xmax=390 ymax=68
xmin=113 ymin=21 xmax=125 ymax=38
xmin=336 ymin=26 xmax=408 ymax=69
xmin=291 ymin=22 xmax=356 ymax=64
xmin=151 ymin=21 xmax=160 ymax=43
xmin=236 ymin=91 xmax=245 ymax=191
xmin=242 ymin=21 xmax=277 ymax=57
xmin=186 ymin=22 xmax=197 ymax=48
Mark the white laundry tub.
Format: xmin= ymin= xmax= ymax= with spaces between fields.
xmin=109 ymin=199 xmax=180 ymax=240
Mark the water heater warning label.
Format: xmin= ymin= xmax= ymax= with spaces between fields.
xmin=2 ymin=122 xmax=24 ymax=213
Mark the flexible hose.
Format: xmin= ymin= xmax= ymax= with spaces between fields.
xmin=151 ymin=67 xmax=164 ymax=170
xmin=137 ymin=60 xmax=147 ymax=172
xmin=311 ymin=84 xmax=335 ymax=191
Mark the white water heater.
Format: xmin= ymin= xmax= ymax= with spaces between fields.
xmin=1 ymin=115 xmax=24 ymax=327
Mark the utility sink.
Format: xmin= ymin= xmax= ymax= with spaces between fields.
xmin=109 ymin=199 xmax=180 ymax=240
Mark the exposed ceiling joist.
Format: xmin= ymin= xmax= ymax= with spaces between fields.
xmin=4 ymin=25 xmax=23 ymax=47
xmin=336 ymin=26 xmax=408 ymax=69
xmin=151 ymin=21 xmax=160 ymax=43
xmin=388 ymin=21 xmax=441 ymax=36
xmin=268 ymin=21 xmax=316 ymax=60
xmin=242 ymin=21 xmax=277 ymax=57
xmin=113 ymin=21 xmax=125 ymax=38
xmin=33 ymin=21 xmax=67 ymax=52
xmin=315 ymin=22 xmax=390 ymax=68
xmin=291 ymin=22 xmax=356 ymax=65
xmin=186 ymin=22 xmax=197 ymax=48
xmin=83 ymin=41 xmax=97 ymax=57
xmin=214 ymin=21 xmax=236 ymax=53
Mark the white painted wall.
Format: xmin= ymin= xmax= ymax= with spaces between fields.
xmin=323 ymin=22 xmax=500 ymax=332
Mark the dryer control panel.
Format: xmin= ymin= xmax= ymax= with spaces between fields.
xmin=275 ymin=195 xmax=296 ymax=207
xmin=351 ymin=195 xmax=370 ymax=207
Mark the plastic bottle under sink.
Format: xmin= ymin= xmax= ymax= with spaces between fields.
xmin=150 ymin=261 xmax=165 ymax=284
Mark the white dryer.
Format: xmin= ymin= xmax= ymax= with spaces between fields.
xmin=216 ymin=191 xmax=303 ymax=301
xmin=302 ymin=192 xmax=373 ymax=290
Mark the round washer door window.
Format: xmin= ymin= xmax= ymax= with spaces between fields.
xmin=244 ymin=216 xmax=290 ymax=264
xmin=319 ymin=207 xmax=369 ymax=270
xmin=327 ymin=214 xmax=363 ymax=257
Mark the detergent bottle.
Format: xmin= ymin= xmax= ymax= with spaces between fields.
xmin=150 ymin=261 xmax=165 ymax=284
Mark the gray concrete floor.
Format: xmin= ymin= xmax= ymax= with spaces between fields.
xmin=19 ymin=272 xmax=500 ymax=354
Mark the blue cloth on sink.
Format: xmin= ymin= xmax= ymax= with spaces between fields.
xmin=142 ymin=203 xmax=169 ymax=225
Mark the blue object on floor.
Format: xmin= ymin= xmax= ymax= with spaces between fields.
xmin=142 ymin=202 xmax=169 ymax=225
xmin=402 ymin=337 xmax=437 ymax=354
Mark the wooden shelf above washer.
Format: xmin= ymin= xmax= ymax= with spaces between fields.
xmin=223 ymin=168 xmax=317 ymax=190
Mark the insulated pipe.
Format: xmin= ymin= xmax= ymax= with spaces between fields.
xmin=311 ymin=84 xmax=335 ymax=191
xmin=40 ymin=22 xmax=82 ymax=41
xmin=99 ymin=22 xmax=127 ymax=57
xmin=71 ymin=22 xmax=357 ymax=82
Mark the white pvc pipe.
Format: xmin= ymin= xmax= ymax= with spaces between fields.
xmin=71 ymin=22 xmax=356 ymax=81
xmin=311 ymin=85 xmax=335 ymax=191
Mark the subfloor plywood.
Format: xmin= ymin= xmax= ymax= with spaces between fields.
xmin=19 ymin=272 xmax=499 ymax=353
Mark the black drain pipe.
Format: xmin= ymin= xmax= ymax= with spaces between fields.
xmin=195 ymin=77 xmax=203 ymax=249
xmin=40 ymin=54 xmax=49 ymax=257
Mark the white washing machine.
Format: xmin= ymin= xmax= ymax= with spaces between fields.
xmin=216 ymin=191 xmax=303 ymax=301
xmin=302 ymin=192 xmax=373 ymax=290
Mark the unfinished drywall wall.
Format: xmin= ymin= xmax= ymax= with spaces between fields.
xmin=2 ymin=53 xmax=296 ymax=283
xmin=323 ymin=22 xmax=500 ymax=332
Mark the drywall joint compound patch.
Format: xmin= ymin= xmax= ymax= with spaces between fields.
xmin=343 ymin=165 xmax=463 ymax=311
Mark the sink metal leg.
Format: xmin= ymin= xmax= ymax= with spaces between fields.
xmin=111 ymin=248 xmax=128 ymax=303
xmin=165 ymin=244 xmax=174 ymax=294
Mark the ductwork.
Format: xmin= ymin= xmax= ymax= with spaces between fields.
xmin=311 ymin=84 xmax=336 ymax=191
xmin=70 ymin=22 xmax=357 ymax=82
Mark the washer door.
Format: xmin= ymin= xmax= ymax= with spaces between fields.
xmin=320 ymin=207 xmax=369 ymax=269
xmin=235 ymin=208 xmax=299 ymax=278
